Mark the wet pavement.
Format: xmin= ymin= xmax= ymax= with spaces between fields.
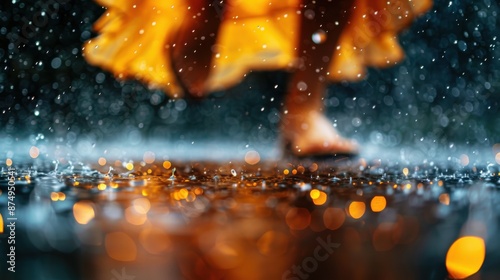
xmin=1 ymin=153 xmax=500 ymax=280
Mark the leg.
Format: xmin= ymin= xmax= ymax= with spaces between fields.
xmin=172 ymin=1 xmax=222 ymax=97
xmin=282 ymin=0 xmax=358 ymax=156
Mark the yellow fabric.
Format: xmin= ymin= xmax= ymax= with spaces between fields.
xmin=83 ymin=0 xmax=432 ymax=97
xmin=83 ymin=0 xmax=186 ymax=97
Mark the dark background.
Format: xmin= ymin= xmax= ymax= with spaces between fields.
xmin=1 ymin=0 xmax=499 ymax=156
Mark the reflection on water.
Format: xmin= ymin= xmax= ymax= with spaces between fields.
xmin=1 ymin=158 xmax=500 ymax=279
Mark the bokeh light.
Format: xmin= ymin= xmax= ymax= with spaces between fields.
xmin=73 ymin=201 xmax=95 ymax=225
xmin=286 ymin=207 xmax=311 ymax=230
xmin=244 ymin=150 xmax=260 ymax=165
xmin=370 ymin=196 xmax=387 ymax=212
xmin=29 ymin=146 xmax=40 ymax=159
xmin=348 ymin=201 xmax=366 ymax=219
xmin=0 ymin=213 xmax=3 ymax=234
xmin=139 ymin=227 xmax=171 ymax=255
xmin=446 ymin=236 xmax=486 ymax=279
xmin=323 ymin=207 xmax=345 ymax=230
xmin=105 ymin=232 xmax=137 ymax=262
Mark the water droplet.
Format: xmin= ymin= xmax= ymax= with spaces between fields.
xmin=231 ymin=169 xmax=237 ymax=177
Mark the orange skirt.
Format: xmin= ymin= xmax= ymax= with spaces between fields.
xmin=83 ymin=0 xmax=432 ymax=97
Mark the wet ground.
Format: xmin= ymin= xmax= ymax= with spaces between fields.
xmin=1 ymin=151 xmax=500 ymax=280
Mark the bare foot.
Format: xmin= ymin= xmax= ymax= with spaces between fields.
xmin=282 ymin=111 xmax=359 ymax=156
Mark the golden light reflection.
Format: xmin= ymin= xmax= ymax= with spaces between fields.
xmin=402 ymin=167 xmax=409 ymax=176
xmin=310 ymin=189 xmax=320 ymax=199
xmin=309 ymin=163 xmax=318 ymax=172
xmin=193 ymin=187 xmax=203 ymax=195
xmin=0 ymin=213 xmax=3 ymax=234
xmin=143 ymin=151 xmax=156 ymax=164
xmin=439 ymin=193 xmax=450 ymax=205
xmin=283 ymin=169 xmax=290 ymax=175
xmin=105 ymin=232 xmax=137 ymax=262
xmin=50 ymin=192 xmax=59 ymax=201
xmin=348 ymin=201 xmax=366 ymax=219
xmin=139 ymin=227 xmax=171 ymax=255
xmin=125 ymin=206 xmax=148 ymax=225
xmin=125 ymin=162 xmax=134 ymax=171
xmin=98 ymin=157 xmax=107 ymax=166
xmin=370 ymin=196 xmax=387 ymax=212
xmin=244 ymin=150 xmax=260 ymax=165
xmin=132 ymin=197 xmax=151 ymax=214
xmin=6 ymin=158 xmax=12 ymax=166
xmin=285 ymin=207 xmax=311 ymax=230
xmin=51 ymin=192 xmax=66 ymax=201
xmin=460 ymin=154 xmax=469 ymax=166
xmin=310 ymin=190 xmax=327 ymax=206
xmin=256 ymin=230 xmax=289 ymax=256
xmin=208 ymin=241 xmax=242 ymax=270
xmin=163 ymin=160 xmax=172 ymax=169
xmin=97 ymin=183 xmax=107 ymax=191
xmin=29 ymin=146 xmax=40 ymax=159
xmin=58 ymin=192 xmax=66 ymax=201
xmin=73 ymin=201 xmax=95 ymax=225
xmin=446 ymin=236 xmax=485 ymax=279
xmin=323 ymin=207 xmax=345 ymax=230
xmin=373 ymin=223 xmax=396 ymax=252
